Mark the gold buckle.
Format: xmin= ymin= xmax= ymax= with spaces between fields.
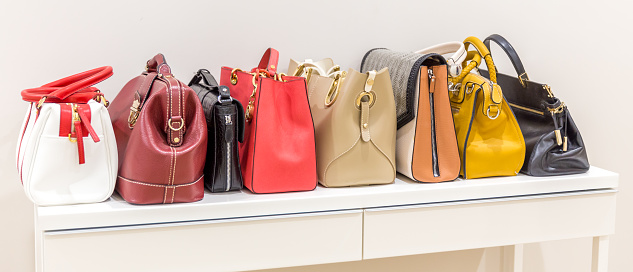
xmin=167 ymin=118 xmax=185 ymax=131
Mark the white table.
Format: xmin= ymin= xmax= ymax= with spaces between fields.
xmin=35 ymin=167 xmax=618 ymax=272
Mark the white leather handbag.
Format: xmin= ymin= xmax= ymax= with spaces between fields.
xmin=17 ymin=67 xmax=117 ymax=206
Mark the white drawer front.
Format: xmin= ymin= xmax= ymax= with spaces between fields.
xmin=43 ymin=210 xmax=362 ymax=272
xmin=363 ymin=191 xmax=616 ymax=259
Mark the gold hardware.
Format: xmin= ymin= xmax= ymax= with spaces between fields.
xmin=518 ymin=72 xmax=529 ymax=88
xmin=168 ymin=118 xmax=185 ymax=131
xmin=230 ymin=68 xmax=243 ymax=85
xmin=128 ymin=99 xmax=141 ymax=129
xmin=324 ymin=73 xmax=344 ymax=107
xmin=355 ymin=91 xmax=376 ymax=108
xmin=275 ymin=73 xmax=288 ymax=82
xmin=508 ymin=102 xmax=544 ymax=115
xmin=292 ymin=63 xmax=306 ymax=77
xmin=563 ymin=136 xmax=568 ymax=151
xmin=36 ymin=97 xmax=46 ymax=110
xmin=174 ymin=137 xmax=180 ymax=143
xmin=72 ymin=104 xmax=79 ymax=122
xmin=270 ymin=65 xmax=275 ymax=70
xmin=68 ymin=134 xmax=77 ymax=143
xmin=305 ymin=67 xmax=313 ymax=84
xmin=548 ymin=102 xmax=566 ymax=114
xmin=245 ymin=73 xmax=259 ymax=122
xmin=366 ymin=78 xmax=374 ymax=86
xmin=363 ymin=123 xmax=368 ymax=128
xmin=555 ymin=129 xmax=563 ymax=145
xmin=543 ymin=85 xmax=554 ymax=98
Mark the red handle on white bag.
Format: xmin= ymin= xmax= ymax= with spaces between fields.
xmin=21 ymin=66 xmax=113 ymax=104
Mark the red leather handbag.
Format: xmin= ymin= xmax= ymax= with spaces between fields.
xmin=220 ymin=48 xmax=317 ymax=193
xmin=109 ymin=54 xmax=207 ymax=204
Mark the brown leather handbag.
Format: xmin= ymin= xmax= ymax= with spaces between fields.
xmin=109 ymin=54 xmax=207 ymax=204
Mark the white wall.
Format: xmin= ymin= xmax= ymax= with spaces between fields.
xmin=1 ymin=1 xmax=631 ymax=271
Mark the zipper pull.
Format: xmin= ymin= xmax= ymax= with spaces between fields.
xmin=428 ymin=69 xmax=435 ymax=93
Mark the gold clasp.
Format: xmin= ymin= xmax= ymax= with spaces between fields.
xmin=543 ymin=85 xmax=554 ymax=98
xmin=230 ymin=68 xmax=243 ymax=85
xmin=128 ymin=98 xmax=141 ymax=129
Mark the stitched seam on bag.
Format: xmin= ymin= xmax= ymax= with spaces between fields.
xmin=322 ymin=137 xmax=361 ymax=185
xmin=171 ymin=146 xmax=177 ymax=203
xmin=370 ymin=139 xmax=396 ymax=178
xmin=117 ymin=175 xmax=203 ymax=188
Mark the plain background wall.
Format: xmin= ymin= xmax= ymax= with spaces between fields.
xmin=1 ymin=1 xmax=631 ymax=271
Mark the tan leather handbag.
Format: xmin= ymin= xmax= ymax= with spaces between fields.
xmin=361 ymin=50 xmax=460 ymax=183
xmin=290 ymin=59 xmax=396 ymax=187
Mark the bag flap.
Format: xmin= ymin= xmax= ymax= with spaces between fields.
xmin=360 ymin=48 xmax=446 ymax=129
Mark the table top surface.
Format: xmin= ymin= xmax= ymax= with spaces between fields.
xmin=36 ymin=166 xmax=618 ymax=231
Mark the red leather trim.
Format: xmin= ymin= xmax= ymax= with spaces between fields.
xmin=59 ymin=104 xmax=72 ymax=137
xmin=77 ymin=106 xmax=99 ymax=142
xmin=75 ymin=120 xmax=85 ymax=164
xmin=115 ymin=175 xmax=204 ymax=205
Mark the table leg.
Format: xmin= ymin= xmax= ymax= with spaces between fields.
xmin=503 ymin=244 xmax=524 ymax=272
xmin=592 ymin=236 xmax=609 ymax=272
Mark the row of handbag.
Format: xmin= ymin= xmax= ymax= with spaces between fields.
xmin=16 ymin=34 xmax=589 ymax=206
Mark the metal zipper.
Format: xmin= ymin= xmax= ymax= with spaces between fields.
xmin=508 ymin=102 xmax=544 ymax=116
xmin=428 ymin=69 xmax=440 ymax=177
xmin=225 ymin=114 xmax=232 ymax=192
xmin=226 ymin=142 xmax=231 ymax=192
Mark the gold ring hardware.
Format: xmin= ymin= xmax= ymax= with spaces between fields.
xmin=230 ymin=68 xmax=243 ymax=85
xmin=68 ymin=134 xmax=77 ymax=143
xmin=486 ymin=105 xmax=501 ymax=120
xmin=355 ymin=91 xmax=376 ymax=108
xmin=275 ymin=73 xmax=288 ymax=82
xmin=168 ymin=118 xmax=185 ymax=131
xmin=324 ymin=74 xmax=343 ymax=107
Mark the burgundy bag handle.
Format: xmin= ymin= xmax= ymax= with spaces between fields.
xmin=21 ymin=66 xmax=113 ymax=103
xmin=146 ymin=53 xmax=172 ymax=76
xmin=256 ymin=48 xmax=279 ymax=74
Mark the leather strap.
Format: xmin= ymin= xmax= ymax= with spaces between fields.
xmin=360 ymin=71 xmax=376 ymax=142
xmin=21 ymin=66 xmax=113 ymax=103
xmin=146 ymin=54 xmax=172 ymax=76
xmin=483 ymin=34 xmax=529 ymax=87
xmin=164 ymin=77 xmax=185 ymax=147
xmin=257 ymin=48 xmax=279 ymax=74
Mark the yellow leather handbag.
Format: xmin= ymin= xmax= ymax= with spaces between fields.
xmin=449 ymin=36 xmax=525 ymax=179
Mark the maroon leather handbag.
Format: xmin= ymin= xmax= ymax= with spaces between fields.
xmin=109 ymin=54 xmax=207 ymax=204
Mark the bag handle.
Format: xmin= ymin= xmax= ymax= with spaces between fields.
xmin=256 ymin=48 xmax=279 ymax=74
xmin=21 ymin=66 xmax=113 ymax=104
xmin=414 ymin=42 xmax=466 ymax=77
xmin=483 ymin=34 xmax=529 ymax=87
xmin=189 ymin=69 xmax=219 ymax=89
xmin=146 ymin=53 xmax=172 ymax=76
xmin=450 ymin=37 xmax=497 ymax=85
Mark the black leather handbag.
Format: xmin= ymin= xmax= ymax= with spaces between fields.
xmin=480 ymin=34 xmax=589 ymax=176
xmin=189 ymin=69 xmax=245 ymax=192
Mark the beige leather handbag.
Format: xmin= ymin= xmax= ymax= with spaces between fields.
xmin=290 ymin=59 xmax=396 ymax=187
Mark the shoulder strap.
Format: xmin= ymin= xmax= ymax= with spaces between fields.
xmin=484 ymin=34 xmax=529 ymax=86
